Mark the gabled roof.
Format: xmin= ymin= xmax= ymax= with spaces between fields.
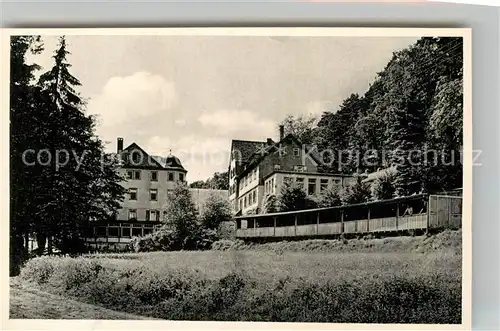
xmin=151 ymin=155 xmax=187 ymax=172
xmin=236 ymin=133 xmax=324 ymax=179
xmin=120 ymin=142 xmax=186 ymax=172
xmin=230 ymin=139 xmax=267 ymax=164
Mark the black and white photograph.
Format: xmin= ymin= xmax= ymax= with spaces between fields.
xmin=5 ymin=28 xmax=471 ymax=328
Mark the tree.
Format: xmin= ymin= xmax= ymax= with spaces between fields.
xmin=372 ymin=172 xmax=396 ymax=201
xmin=200 ymin=193 xmax=232 ymax=230
xmin=279 ymin=114 xmax=316 ymax=144
xmin=277 ymin=180 xmax=308 ymax=212
xmin=33 ymin=36 xmax=125 ymax=254
xmin=10 ymin=35 xmax=44 ymax=275
xmin=340 ymin=176 xmax=371 ymax=205
xmin=163 ymin=182 xmax=199 ymax=240
xmin=189 ymin=171 xmax=229 ymax=190
xmin=317 ymin=187 xmax=342 ymax=208
xmin=314 ymin=94 xmax=368 ymax=173
xmin=259 ymin=194 xmax=278 ymax=214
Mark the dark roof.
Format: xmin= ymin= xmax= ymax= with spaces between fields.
xmin=120 ymin=142 xmax=187 ymax=172
xmin=151 ymin=155 xmax=187 ymax=171
xmin=236 ymin=134 xmax=324 ymax=179
xmin=230 ymin=139 xmax=267 ymax=164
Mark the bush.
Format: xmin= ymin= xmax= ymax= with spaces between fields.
xmin=19 ymin=252 xmax=461 ymax=323
xmin=372 ymin=172 xmax=396 ymax=201
xmin=200 ymin=193 xmax=232 ymax=230
xmin=277 ymin=180 xmax=308 ymax=212
xmin=340 ymin=176 xmax=372 ymax=205
xmin=317 ymin=187 xmax=342 ymax=208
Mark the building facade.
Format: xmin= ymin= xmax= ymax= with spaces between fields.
xmin=228 ymin=126 xmax=354 ymax=216
xmin=85 ymin=137 xmax=228 ymax=251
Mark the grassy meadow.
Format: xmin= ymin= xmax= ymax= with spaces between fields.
xmin=18 ymin=232 xmax=462 ymax=324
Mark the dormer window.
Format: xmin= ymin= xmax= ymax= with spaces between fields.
xmin=293 ymin=148 xmax=300 ymax=157
xmin=274 ymin=164 xmax=281 ymax=171
xmin=294 ymin=165 xmax=306 ymax=172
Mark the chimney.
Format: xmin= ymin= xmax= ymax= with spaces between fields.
xmin=117 ymin=137 xmax=124 ymax=154
xmin=267 ymin=138 xmax=273 ymax=145
xmin=279 ymin=125 xmax=284 ymax=141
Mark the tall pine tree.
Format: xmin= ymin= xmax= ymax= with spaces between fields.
xmin=35 ymin=36 xmax=125 ymax=253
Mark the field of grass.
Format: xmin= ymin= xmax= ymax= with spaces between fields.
xmin=18 ymin=239 xmax=462 ymax=323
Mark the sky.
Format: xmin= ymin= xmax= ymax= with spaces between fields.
xmin=28 ymin=34 xmax=417 ymax=182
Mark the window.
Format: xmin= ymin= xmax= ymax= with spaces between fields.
xmin=151 ymin=171 xmax=158 ymax=181
xmin=128 ymin=209 xmax=137 ymax=220
xmin=108 ymin=227 xmax=119 ymax=237
xmin=240 ymin=200 xmax=243 ymax=210
xmin=320 ymin=179 xmax=328 ymax=192
xmin=252 ymin=190 xmax=257 ymax=204
xmin=332 ymin=179 xmax=341 ymax=188
xmin=132 ymin=227 xmax=142 ymax=237
xmin=271 ymin=178 xmax=275 ymax=193
xmin=134 ymin=170 xmax=141 ymax=180
xmin=283 ymin=176 xmax=292 ymax=185
xmin=143 ymin=228 xmax=153 ymax=235
xmin=130 ymin=150 xmax=142 ymax=164
xmin=296 ymin=177 xmax=304 ymax=189
xmin=244 ymin=196 xmax=247 ymax=208
xmin=168 ymin=172 xmax=174 ymax=181
xmin=179 ymin=173 xmax=184 ymax=182
xmin=294 ymin=165 xmax=305 ymax=172
xmin=121 ymin=227 xmax=131 ymax=238
xmin=129 ymin=188 xmax=137 ymax=200
xmin=150 ymin=189 xmax=158 ymax=201
xmin=308 ymin=178 xmax=317 ymax=195
xmin=293 ymin=148 xmax=300 ymax=157
xmin=163 ymin=210 xmax=168 ymax=222
xmin=127 ymin=171 xmax=133 ymax=179
xmin=96 ymin=226 xmax=107 ymax=237
xmin=147 ymin=210 xmax=159 ymax=221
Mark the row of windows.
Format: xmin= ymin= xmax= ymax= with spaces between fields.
xmin=264 ymin=177 xmax=276 ymax=195
xmin=283 ymin=176 xmax=342 ymax=196
xmin=94 ymin=225 xmax=157 ymax=238
xmin=241 ymin=168 xmax=258 ymax=189
xmin=128 ymin=188 xmax=162 ymax=201
xmin=239 ymin=189 xmax=258 ymax=210
xmin=126 ymin=170 xmax=184 ymax=182
xmin=128 ymin=209 xmax=165 ymax=221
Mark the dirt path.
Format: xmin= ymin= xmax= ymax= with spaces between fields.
xmin=9 ymin=277 xmax=158 ymax=320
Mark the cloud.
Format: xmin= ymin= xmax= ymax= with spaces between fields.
xmin=87 ymin=71 xmax=176 ymax=128
xmin=197 ymin=109 xmax=276 ymax=140
xmin=146 ymin=135 xmax=231 ymax=182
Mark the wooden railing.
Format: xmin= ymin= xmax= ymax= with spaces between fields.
xmin=235 ymin=194 xmax=462 ymax=239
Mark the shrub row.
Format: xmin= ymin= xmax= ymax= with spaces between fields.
xmin=212 ymin=229 xmax=462 ymax=254
xmin=20 ymin=255 xmax=461 ymax=323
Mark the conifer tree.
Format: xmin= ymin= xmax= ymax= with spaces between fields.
xmin=35 ymin=36 xmax=125 ymax=253
xmin=10 ymin=35 xmax=44 ymax=274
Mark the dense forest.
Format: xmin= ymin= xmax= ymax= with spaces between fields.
xmin=280 ymin=37 xmax=463 ymax=197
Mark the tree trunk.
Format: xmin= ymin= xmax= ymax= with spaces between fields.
xmin=48 ymin=236 xmax=53 ymax=255
xmin=36 ymin=233 xmax=47 ymax=256
xmin=10 ymin=234 xmax=25 ymax=276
